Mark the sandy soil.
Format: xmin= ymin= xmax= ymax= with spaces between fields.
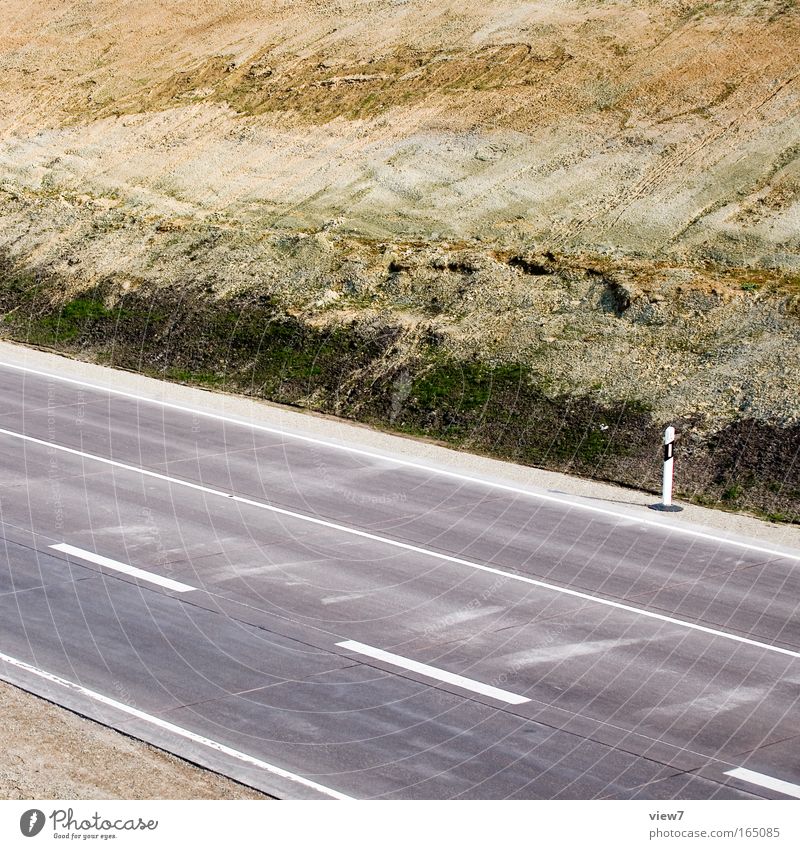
xmin=1 ymin=1 xmax=798 ymax=266
xmin=0 ymin=680 xmax=270 ymax=800
xmin=0 ymin=1 xmax=797 ymax=440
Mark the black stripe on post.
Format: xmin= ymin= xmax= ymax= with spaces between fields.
xmin=663 ymin=443 xmax=674 ymax=461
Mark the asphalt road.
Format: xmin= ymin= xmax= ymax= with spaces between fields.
xmin=0 ymin=361 xmax=798 ymax=800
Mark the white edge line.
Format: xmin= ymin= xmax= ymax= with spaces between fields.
xmin=724 ymin=767 xmax=800 ymax=799
xmin=2 ymin=358 xmax=798 ymax=563
xmin=50 ymin=542 xmax=195 ymax=593
xmin=337 ymin=640 xmax=530 ymax=705
xmin=0 ymin=649 xmax=353 ymax=800
xmin=2 ymin=424 xmax=799 ymax=661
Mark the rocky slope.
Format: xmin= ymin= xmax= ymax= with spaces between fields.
xmin=0 ymin=1 xmax=798 ymax=519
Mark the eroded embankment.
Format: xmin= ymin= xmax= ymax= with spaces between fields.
xmin=1 ymin=233 xmax=798 ymax=523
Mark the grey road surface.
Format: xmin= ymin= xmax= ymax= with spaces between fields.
xmin=0 ymin=362 xmax=798 ymax=800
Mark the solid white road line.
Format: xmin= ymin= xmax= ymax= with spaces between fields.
xmin=337 ymin=640 xmax=530 ymax=705
xmin=2 ymin=358 xmax=798 ymax=564
xmin=724 ymin=767 xmax=800 ymax=799
xmin=0 ymin=649 xmax=352 ymax=800
xmin=50 ymin=542 xmax=195 ymax=593
xmin=2 ymin=425 xmax=799 ymax=661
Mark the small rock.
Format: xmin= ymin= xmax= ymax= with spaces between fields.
xmin=248 ymin=63 xmax=273 ymax=79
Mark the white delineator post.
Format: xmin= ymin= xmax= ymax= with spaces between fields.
xmin=662 ymin=425 xmax=676 ymax=507
xmin=650 ymin=426 xmax=682 ymax=512
xmin=648 ymin=425 xmax=683 ymax=512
